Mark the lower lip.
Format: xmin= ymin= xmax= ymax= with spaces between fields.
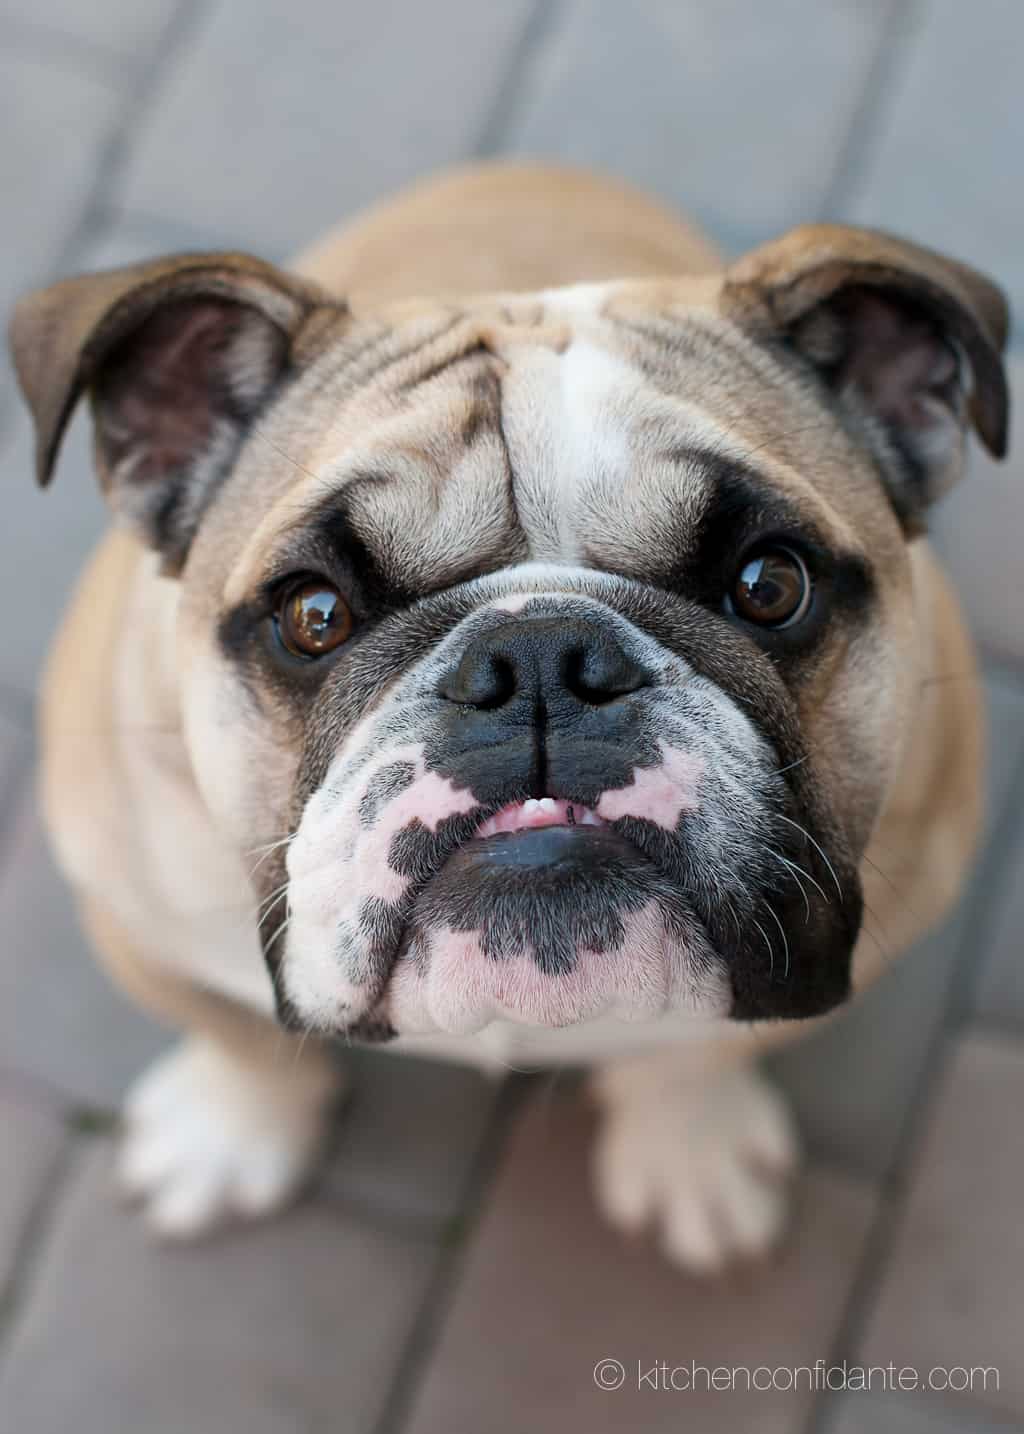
xmin=462 ymin=823 xmax=637 ymax=870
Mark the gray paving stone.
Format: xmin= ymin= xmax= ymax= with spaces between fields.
xmin=825 ymin=1389 xmax=1022 ymax=1433
xmin=0 ymin=1138 xmax=440 ymax=1434
xmin=0 ymin=789 xmax=169 ymax=1109
xmin=972 ymin=813 xmax=1024 ymax=1029
xmin=0 ymin=0 xmax=178 ymax=63
xmin=0 ymin=702 xmax=31 ymax=829
xmin=0 ymin=1087 xmax=67 ymax=1299
xmin=0 ymin=47 xmax=121 ymax=404
xmin=841 ymin=0 xmax=1024 ymax=343
xmin=768 ymin=673 xmax=1024 ymax=1180
xmin=114 ymin=0 xmax=538 ymax=258
xmin=856 ymin=1033 xmax=1024 ymax=1424
xmin=323 ymin=1048 xmax=500 ymax=1226
xmin=931 ymin=358 xmax=1024 ymax=667
xmin=506 ymin=0 xmax=894 ymax=257
xmin=403 ymin=1091 xmax=878 ymax=1434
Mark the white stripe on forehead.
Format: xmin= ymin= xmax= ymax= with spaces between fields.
xmin=499 ymin=332 xmax=757 ymax=565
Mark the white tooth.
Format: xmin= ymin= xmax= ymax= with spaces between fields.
xmin=538 ymin=797 xmax=557 ymax=812
xmin=523 ymin=798 xmax=540 ymax=813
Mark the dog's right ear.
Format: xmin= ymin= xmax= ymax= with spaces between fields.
xmin=721 ymin=225 xmax=1009 ymax=532
xmin=9 ymin=254 xmax=345 ymax=573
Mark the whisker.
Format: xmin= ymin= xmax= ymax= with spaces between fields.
xmin=257 ymin=887 xmax=290 ymax=932
xmin=247 ymin=834 xmax=296 ymax=878
xmin=772 ymin=846 xmax=830 ymax=908
xmin=761 ymin=898 xmax=791 ymax=980
xmin=857 ymin=916 xmax=887 ymax=962
xmin=265 ymin=914 xmax=291 ymax=952
xmin=768 ymin=849 xmax=810 ymax=923
xmin=768 ymin=753 xmax=810 ymax=780
xmin=251 ymin=424 xmax=323 ymax=483
xmin=723 ymin=892 xmax=744 ymax=948
xmin=247 ymin=834 xmax=295 ymax=857
xmin=293 ymin=1028 xmax=313 ymax=1067
xmin=750 ymin=916 xmax=775 ymax=979
xmin=776 ymin=814 xmax=844 ymax=900
xmin=860 ymin=852 xmax=926 ymax=927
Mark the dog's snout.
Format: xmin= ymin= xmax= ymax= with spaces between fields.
xmin=439 ymin=616 xmax=652 ymax=712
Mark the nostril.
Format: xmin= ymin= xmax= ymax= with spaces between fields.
xmin=564 ymin=640 xmax=650 ymax=705
xmin=477 ymin=655 xmax=517 ymax=709
xmin=440 ymin=651 xmax=518 ymax=709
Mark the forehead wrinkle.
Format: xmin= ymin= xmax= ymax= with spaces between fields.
xmin=608 ymin=312 xmax=874 ymax=551
xmin=345 ymin=432 xmax=522 ymax=594
xmin=224 ymin=363 xmax=519 ymax=605
xmin=608 ymin=305 xmax=878 ymax=536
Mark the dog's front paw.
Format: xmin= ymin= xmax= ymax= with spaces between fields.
xmin=592 ymin=1064 xmax=799 ymax=1274
xmin=118 ymin=1036 xmax=340 ymax=1240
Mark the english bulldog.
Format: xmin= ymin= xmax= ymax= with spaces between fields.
xmin=9 ymin=164 xmax=1007 ymax=1270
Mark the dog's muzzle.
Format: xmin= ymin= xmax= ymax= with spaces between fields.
xmin=278 ymin=595 xmax=857 ymax=1037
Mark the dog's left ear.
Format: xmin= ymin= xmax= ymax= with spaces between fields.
xmin=722 ymin=225 xmax=1010 ymax=530
xmin=9 ymin=253 xmax=343 ymax=573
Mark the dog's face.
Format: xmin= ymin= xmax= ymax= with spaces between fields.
xmin=11 ymin=226 xmax=1007 ymax=1039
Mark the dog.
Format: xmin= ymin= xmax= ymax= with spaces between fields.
xmin=9 ymin=163 xmax=1007 ymax=1271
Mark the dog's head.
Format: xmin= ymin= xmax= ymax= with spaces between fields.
xmin=11 ymin=225 xmax=1008 ymax=1038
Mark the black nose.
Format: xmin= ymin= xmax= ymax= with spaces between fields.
xmin=440 ymin=616 xmax=652 ymax=711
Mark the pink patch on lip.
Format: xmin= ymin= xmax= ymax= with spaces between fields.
xmin=380 ymin=770 xmax=480 ymax=834
xmin=596 ymin=743 xmax=703 ymax=831
xmin=383 ymin=904 xmax=725 ymax=1034
xmin=475 ymin=798 xmax=604 ymax=838
xmin=288 ymin=747 xmax=480 ymax=918
xmin=354 ymin=769 xmax=480 ymax=902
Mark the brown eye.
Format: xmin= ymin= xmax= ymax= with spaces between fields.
xmin=731 ymin=547 xmax=811 ymax=628
xmin=276 ymin=579 xmax=353 ymax=657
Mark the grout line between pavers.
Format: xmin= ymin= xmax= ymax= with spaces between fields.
xmin=0 ymin=0 xmax=212 ymax=449
xmin=947 ymin=749 xmax=1024 ymax=1021
xmin=51 ymin=0 xmax=211 ymax=278
xmin=0 ymin=1130 xmax=83 ymax=1375
xmin=471 ymin=0 xmax=566 ymax=158
xmin=370 ymin=1075 xmax=531 ymax=1434
xmin=314 ymin=1177 xmax=481 ymax=1248
xmin=817 ymin=0 xmax=928 ymax=223
xmin=803 ymin=743 xmax=1024 ymax=1434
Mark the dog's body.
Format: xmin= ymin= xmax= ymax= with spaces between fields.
xmin=14 ymin=165 xmax=1002 ymax=1267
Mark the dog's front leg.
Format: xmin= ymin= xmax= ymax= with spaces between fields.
xmin=590 ymin=1037 xmax=799 ymax=1274
xmin=81 ymin=899 xmax=342 ymax=1240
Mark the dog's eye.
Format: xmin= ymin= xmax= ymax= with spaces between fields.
xmin=729 ymin=547 xmax=811 ymax=628
xmin=276 ymin=578 xmax=353 ymax=657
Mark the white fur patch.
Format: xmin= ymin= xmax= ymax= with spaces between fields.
xmin=592 ymin=1062 xmax=799 ymax=1272
xmin=118 ymin=1036 xmax=339 ymax=1239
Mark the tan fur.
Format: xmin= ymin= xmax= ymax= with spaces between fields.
xmin=40 ymin=164 xmax=984 ymax=1044
xmin=23 ymin=164 xmax=992 ymax=1247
